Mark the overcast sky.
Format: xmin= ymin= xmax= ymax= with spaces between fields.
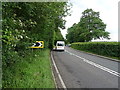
xmin=61 ymin=0 xmax=119 ymax=41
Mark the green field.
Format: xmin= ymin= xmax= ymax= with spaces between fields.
xmin=71 ymin=42 xmax=119 ymax=60
xmin=3 ymin=49 xmax=55 ymax=88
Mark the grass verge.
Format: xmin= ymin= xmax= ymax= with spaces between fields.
xmin=3 ymin=49 xmax=55 ymax=88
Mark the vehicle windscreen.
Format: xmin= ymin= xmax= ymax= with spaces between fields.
xmin=57 ymin=43 xmax=64 ymax=46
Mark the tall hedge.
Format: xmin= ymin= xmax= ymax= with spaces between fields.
xmin=71 ymin=42 xmax=119 ymax=59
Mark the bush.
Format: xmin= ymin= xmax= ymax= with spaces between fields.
xmin=71 ymin=42 xmax=119 ymax=59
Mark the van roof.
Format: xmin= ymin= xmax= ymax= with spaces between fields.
xmin=57 ymin=41 xmax=65 ymax=43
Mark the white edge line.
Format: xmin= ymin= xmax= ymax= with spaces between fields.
xmin=65 ymin=50 xmax=120 ymax=77
xmin=50 ymin=52 xmax=57 ymax=88
xmin=51 ymin=51 xmax=67 ymax=89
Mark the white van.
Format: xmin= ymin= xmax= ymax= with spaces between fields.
xmin=55 ymin=41 xmax=65 ymax=51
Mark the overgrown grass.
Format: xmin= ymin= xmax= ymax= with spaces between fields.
xmin=3 ymin=49 xmax=55 ymax=88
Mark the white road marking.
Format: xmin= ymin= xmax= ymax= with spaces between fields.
xmin=51 ymin=52 xmax=67 ymax=89
xmin=65 ymin=50 xmax=120 ymax=77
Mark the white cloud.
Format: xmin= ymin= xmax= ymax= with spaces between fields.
xmin=61 ymin=0 xmax=119 ymax=41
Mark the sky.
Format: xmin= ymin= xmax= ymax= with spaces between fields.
xmin=61 ymin=0 xmax=119 ymax=41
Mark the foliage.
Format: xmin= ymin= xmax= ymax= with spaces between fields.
xmin=54 ymin=28 xmax=64 ymax=45
xmin=2 ymin=2 xmax=71 ymax=87
xmin=2 ymin=2 xmax=70 ymax=65
xmin=66 ymin=9 xmax=110 ymax=43
xmin=71 ymin=42 xmax=119 ymax=59
xmin=3 ymin=49 xmax=55 ymax=88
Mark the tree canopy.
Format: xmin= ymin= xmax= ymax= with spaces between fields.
xmin=66 ymin=9 xmax=110 ymax=43
xmin=2 ymin=2 xmax=70 ymax=67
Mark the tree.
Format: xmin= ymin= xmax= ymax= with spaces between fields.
xmin=66 ymin=9 xmax=110 ymax=43
xmin=2 ymin=2 xmax=71 ymax=87
xmin=79 ymin=9 xmax=110 ymax=42
xmin=2 ymin=2 xmax=71 ymax=67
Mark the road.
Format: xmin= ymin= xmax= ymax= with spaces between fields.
xmin=52 ymin=46 xmax=120 ymax=88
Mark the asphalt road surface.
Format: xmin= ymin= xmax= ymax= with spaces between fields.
xmin=52 ymin=47 xmax=120 ymax=88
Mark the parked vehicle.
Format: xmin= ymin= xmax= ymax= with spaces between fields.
xmin=67 ymin=44 xmax=71 ymax=47
xmin=55 ymin=41 xmax=65 ymax=51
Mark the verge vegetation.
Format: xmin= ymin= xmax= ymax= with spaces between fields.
xmin=3 ymin=49 xmax=55 ymax=88
xmin=2 ymin=2 xmax=71 ymax=88
xmin=71 ymin=42 xmax=120 ymax=60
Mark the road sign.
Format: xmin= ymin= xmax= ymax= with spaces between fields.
xmin=30 ymin=41 xmax=44 ymax=48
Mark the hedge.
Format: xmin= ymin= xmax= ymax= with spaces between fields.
xmin=71 ymin=42 xmax=120 ymax=60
